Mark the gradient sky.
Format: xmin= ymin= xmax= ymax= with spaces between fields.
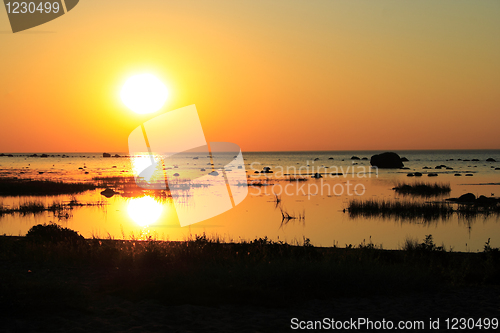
xmin=1 ymin=0 xmax=499 ymax=152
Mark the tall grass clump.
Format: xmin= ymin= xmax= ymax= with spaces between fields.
xmin=393 ymin=181 xmax=451 ymax=197
xmin=348 ymin=199 xmax=454 ymax=221
xmin=0 ymin=178 xmax=97 ymax=196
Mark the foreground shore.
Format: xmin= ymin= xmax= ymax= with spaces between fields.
xmin=1 ymin=224 xmax=499 ymax=332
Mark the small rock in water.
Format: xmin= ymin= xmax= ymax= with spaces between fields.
xmin=486 ymin=158 xmax=496 ymax=162
xmin=100 ymin=188 xmax=117 ymax=198
xmin=454 ymin=173 xmax=462 ymax=176
xmin=173 ymin=173 xmax=180 ymax=177
xmin=427 ymin=173 xmax=438 ymax=177
xmin=407 ymin=173 xmax=414 ymax=177
xmin=414 ymin=172 xmax=422 ymax=177
xmin=209 ymin=171 xmax=219 ymax=176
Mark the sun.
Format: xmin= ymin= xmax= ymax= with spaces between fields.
xmin=127 ymin=196 xmax=164 ymax=227
xmin=120 ymin=73 xmax=168 ymax=114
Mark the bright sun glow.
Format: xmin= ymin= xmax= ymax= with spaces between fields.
xmin=120 ymin=74 xmax=168 ymax=114
xmin=127 ymin=196 xmax=163 ymax=227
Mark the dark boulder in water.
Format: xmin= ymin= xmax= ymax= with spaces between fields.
xmin=458 ymin=193 xmax=476 ymax=202
xmin=414 ymin=172 xmax=423 ymax=177
xmin=351 ymin=156 xmax=360 ymax=160
xmin=312 ymin=173 xmax=323 ymax=179
xmin=103 ymin=153 xmax=111 ymax=158
xmin=370 ymin=152 xmax=404 ymax=169
xmin=454 ymin=173 xmax=462 ymax=176
xmin=486 ymin=158 xmax=496 ymax=162
xmin=407 ymin=173 xmax=414 ymax=177
xmin=472 ymin=159 xmax=480 ymax=162
xmin=209 ymin=171 xmax=219 ymax=176
xmin=362 ymin=157 xmax=368 ymax=160
xmin=427 ymin=173 xmax=438 ymax=177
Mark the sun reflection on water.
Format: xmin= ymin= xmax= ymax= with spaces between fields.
xmin=127 ymin=196 xmax=163 ymax=227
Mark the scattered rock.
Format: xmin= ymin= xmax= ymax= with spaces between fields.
xmin=472 ymin=159 xmax=479 ymax=162
xmin=328 ymin=157 xmax=334 ymax=160
xmin=454 ymin=174 xmax=462 ymax=176
xmin=200 ymin=168 xmax=206 ymax=171
xmin=209 ymin=171 xmax=219 ymax=176
xmin=40 ymin=154 xmax=48 ymax=158
xmin=114 ymin=154 xmax=121 ymax=158
xmin=173 ymin=173 xmax=180 ymax=177
xmin=262 ymin=167 xmax=273 ymax=174
xmin=350 ymin=156 xmax=360 ymax=160
xmin=362 ymin=157 xmax=368 ymax=160
xmin=370 ymin=152 xmax=404 ymax=169
xmin=407 ymin=173 xmax=414 ymax=177
xmin=486 ymin=158 xmax=496 ymax=162
xmin=312 ymin=173 xmax=323 ymax=179
xmin=427 ymin=173 xmax=438 ymax=177
xmin=465 ymin=174 xmax=473 ymax=176
xmin=414 ymin=172 xmax=422 ymax=177
xmin=103 ymin=153 xmax=111 ymax=158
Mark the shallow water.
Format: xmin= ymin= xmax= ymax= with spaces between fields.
xmin=1 ymin=150 xmax=499 ymax=251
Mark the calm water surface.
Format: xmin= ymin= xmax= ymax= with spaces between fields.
xmin=1 ymin=150 xmax=499 ymax=251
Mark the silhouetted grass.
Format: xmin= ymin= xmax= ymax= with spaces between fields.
xmin=348 ymin=198 xmax=500 ymax=221
xmin=0 ymin=198 xmax=106 ymax=216
xmin=348 ymin=199 xmax=454 ymax=221
xmin=1 ymin=225 xmax=499 ymax=315
xmin=393 ymin=181 xmax=451 ymax=197
xmin=0 ymin=178 xmax=97 ymax=196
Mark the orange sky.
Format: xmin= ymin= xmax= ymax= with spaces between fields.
xmin=1 ymin=0 xmax=499 ymax=152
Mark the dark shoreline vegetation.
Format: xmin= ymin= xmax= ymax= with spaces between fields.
xmin=0 ymin=224 xmax=499 ymax=315
xmin=0 ymin=178 xmax=98 ymax=196
xmin=0 ymin=197 xmax=105 ymax=218
xmin=348 ymin=198 xmax=500 ymax=221
xmin=393 ymin=181 xmax=451 ymax=197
